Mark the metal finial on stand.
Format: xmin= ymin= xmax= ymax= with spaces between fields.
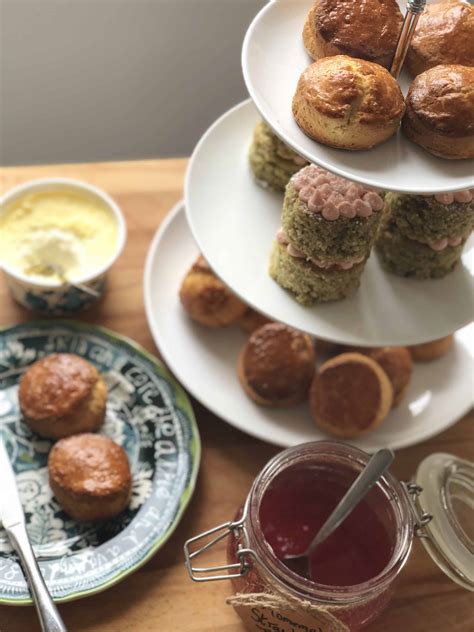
xmin=390 ymin=0 xmax=427 ymax=79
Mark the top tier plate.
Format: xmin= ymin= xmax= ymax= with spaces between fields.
xmin=242 ymin=0 xmax=473 ymax=194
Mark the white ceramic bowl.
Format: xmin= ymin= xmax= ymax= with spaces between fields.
xmin=0 ymin=177 xmax=127 ymax=314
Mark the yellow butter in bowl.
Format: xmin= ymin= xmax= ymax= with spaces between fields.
xmin=0 ymin=189 xmax=119 ymax=284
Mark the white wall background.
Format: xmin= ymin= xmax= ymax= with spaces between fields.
xmin=0 ymin=0 xmax=266 ymax=166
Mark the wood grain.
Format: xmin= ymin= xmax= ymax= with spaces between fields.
xmin=0 ymin=160 xmax=472 ymax=632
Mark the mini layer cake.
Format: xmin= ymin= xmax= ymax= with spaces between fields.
xmin=249 ymin=121 xmax=308 ymax=192
xmin=269 ymin=239 xmax=365 ymax=305
xmin=269 ymin=165 xmax=384 ymax=304
xmin=377 ymin=190 xmax=474 ymax=279
xmin=282 ymin=166 xmax=385 ymax=263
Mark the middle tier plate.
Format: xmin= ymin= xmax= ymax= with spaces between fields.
xmin=185 ymin=100 xmax=474 ymax=347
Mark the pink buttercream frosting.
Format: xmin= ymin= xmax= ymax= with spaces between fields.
xmin=428 ymin=235 xmax=465 ymax=251
xmin=276 ymin=228 xmax=364 ymax=270
xmin=421 ymin=189 xmax=474 ymax=205
xmin=291 ymin=166 xmax=384 ymax=221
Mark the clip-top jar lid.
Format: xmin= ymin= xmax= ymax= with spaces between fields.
xmin=415 ymin=453 xmax=474 ymax=591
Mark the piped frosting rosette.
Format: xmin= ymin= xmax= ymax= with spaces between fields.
xmin=281 ymin=165 xmax=386 ymax=265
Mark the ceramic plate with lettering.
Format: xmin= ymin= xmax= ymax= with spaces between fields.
xmin=185 ymin=100 xmax=474 ymax=347
xmin=0 ymin=321 xmax=200 ymax=604
xmin=145 ymin=202 xmax=474 ymax=451
xmin=241 ymin=0 xmax=473 ymax=194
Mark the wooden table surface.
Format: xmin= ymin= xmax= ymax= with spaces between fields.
xmin=0 ymin=160 xmax=473 ymax=632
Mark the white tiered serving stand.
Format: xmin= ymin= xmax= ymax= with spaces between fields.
xmin=184 ymin=0 xmax=473 ymax=347
xmin=146 ymin=1 xmax=474 ymax=449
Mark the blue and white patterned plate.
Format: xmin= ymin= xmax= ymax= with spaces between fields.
xmin=0 ymin=320 xmax=200 ymax=604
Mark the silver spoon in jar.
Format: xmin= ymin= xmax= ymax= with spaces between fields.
xmin=284 ymin=448 xmax=395 ymax=577
xmin=46 ymin=263 xmax=101 ymax=299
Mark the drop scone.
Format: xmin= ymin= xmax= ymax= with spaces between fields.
xmin=377 ymin=189 xmax=474 ymax=279
xmin=269 ymin=165 xmax=385 ymax=304
xmin=249 ymin=121 xmax=308 ymax=192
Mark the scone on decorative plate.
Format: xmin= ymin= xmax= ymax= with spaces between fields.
xmin=19 ymin=353 xmax=107 ymax=439
xmin=0 ymin=320 xmax=199 ymax=604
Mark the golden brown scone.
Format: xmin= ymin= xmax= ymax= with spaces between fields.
xmin=409 ymin=335 xmax=454 ymax=362
xmin=238 ymin=308 xmax=272 ymax=334
xmin=19 ymin=353 xmax=107 ymax=440
xmin=49 ymin=434 xmax=132 ymax=522
xmin=402 ymin=65 xmax=474 ymax=159
xmin=292 ymin=56 xmax=405 ymax=150
xmin=342 ymin=346 xmax=412 ymax=406
xmin=407 ymin=1 xmax=474 ymax=77
xmin=303 ymin=0 xmax=403 ymax=69
xmin=309 ymin=352 xmax=393 ymax=437
xmin=368 ymin=347 xmax=412 ymax=407
xmin=179 ymin=255 xmax=247 ymax=327
xmin=238 ymin=323 xmax=315 ymax=406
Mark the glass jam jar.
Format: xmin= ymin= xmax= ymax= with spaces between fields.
xmin=185 ymin=441 xmax=473 ymax=632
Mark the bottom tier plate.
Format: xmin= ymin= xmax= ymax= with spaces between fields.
xmin=144 ymin=202 xmax=474 ymax=451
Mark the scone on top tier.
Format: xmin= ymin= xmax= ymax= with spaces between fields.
xmin=406 ymin=0 xmax=474 ymax=77
xmin=282 ymin=165 xmax=385 ymax=263
xmin=376 ymin=189 xmax=474 ymax=279
xmin=402 ymin=64 xmax=474 ymax=160
xmin=303 ymin=0 xmax=403 ymax=69
xmin=248 ymin=121 xmax=308 ymax=192
xmin=292 ymin=56 xmax=405 ymax=151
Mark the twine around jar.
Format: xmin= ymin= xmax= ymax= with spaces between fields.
xmin=227 ymin=591 xmax=349 ymax=632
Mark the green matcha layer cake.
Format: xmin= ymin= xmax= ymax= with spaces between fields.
xmin=377 ymin=220 xmax=466 ymax=279
xmin=384 ymin=191 xmax=474 ymax=245
xmin=249 ymin=121 xmax=308 ymax=192
xmin=377 ymin=189 xmax=474 ymax=279
xmin=269 ymin=240 xmax=365 ymax=305
xmin=282 ymin=166 xmax=385 ymax=263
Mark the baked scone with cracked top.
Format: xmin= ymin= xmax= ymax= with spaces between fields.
xmin=19 ymin=353 xmax=107 ymax=440
xmin=179 ymin=255 xmax=247 ymax=327
xmin=238 ymin=323 xmax=315 ymax=406
xmin=303 ymin=0 xmax=403 ymax=69
xmin=402 ymin=64 xmax=474 ymax=159
xmin=293 ymin=56 xmax=405 ymax=150
xmin=49 ymin=433 xmax=132 ymax=522
xmin=367 ymin=347 xmax=412 ymax=407
xmin=309 ymin=353 xmax=393 ymax=438
xmin=407 ymin=0 xmax=474 ymax=77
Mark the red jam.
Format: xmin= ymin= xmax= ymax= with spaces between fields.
xmin=227 ymin=444 xmax=410 ymax=631
xmin=259 ymin=464 xmax=395 ymax=586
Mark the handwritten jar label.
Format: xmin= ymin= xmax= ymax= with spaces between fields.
xmin=234 ymin=605 xmax=349 ymax=632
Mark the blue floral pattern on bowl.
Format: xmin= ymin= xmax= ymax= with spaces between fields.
xmin=0 ymin=321 xmax=200 ymax=604
xmin=5 ymin=275 xmax=106 ymax=315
